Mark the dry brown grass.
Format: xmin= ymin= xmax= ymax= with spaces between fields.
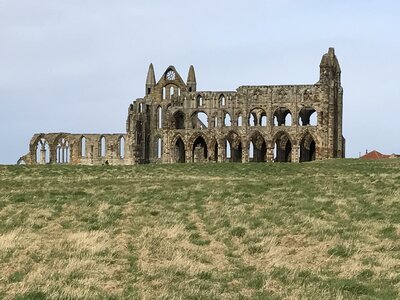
xmin=0 ymin=159 xmax=399 ymax=299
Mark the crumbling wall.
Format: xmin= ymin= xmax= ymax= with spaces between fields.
xmin=21 ymin=48 xmax=344 ymax=165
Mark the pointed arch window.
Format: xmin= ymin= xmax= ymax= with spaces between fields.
xmin=36 ymin=138 xmax=50 ymax=164
xmin=119 ymin=136 xmax=125 ymax=158
xmin=157 ymin=106 xmax=163 ymax=129
xmin=224 ymin=113 xmax=231 ymax=127
xmin=219 ymin=95 xmax=226 ymax=107
xmin=196 ymin=95 xmax=203 ymax=107
xmin=99 ymin=136 xmax=106 ymax=157
xmin=56 ymin=138 xmax=70 ymax=164
xmin=237 ymin=115 xmax=243 ymax=127
xmin=157 ymin=138 xmax=162 ymax=159
xmin=80 ymin=136 xmax=86 ymax=157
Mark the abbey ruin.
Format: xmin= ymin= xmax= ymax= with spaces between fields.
xmin=19 ymin=48 xmax=345 ymax=165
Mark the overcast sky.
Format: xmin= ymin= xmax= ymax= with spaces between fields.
xmin=1 ymin=0 xmax=399 ymax=164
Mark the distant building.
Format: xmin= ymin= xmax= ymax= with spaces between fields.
xmin=360 ymin=150 xmax=400 ymax=160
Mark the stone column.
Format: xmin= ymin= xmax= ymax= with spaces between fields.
xmin=292 ymin=145 xmax=300 ymax=163
xmin=49 ymin=147 xmax=57 ymax=164
xmin=185 ymin=142 xmax=191 ymax=163
xmin=220 ymin=143 xmax=225 ymax=162
xmin=242 ymin=142 xmax=248 ymax=163
xmin=266 ymin=147 xmax=274 ymax=162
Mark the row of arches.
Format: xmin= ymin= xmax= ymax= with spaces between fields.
xmin=162 ymin=85 xmax=181 ymax=100
xmin=160 ymin=107 xmax=318 ymax=130
xmin=35 ymin=138 xmax=72 ymax=164
xmin=161 ymin=91 xmax=228 ymax=108
xmin=159 ymin=90 xmax=317 ymax=125
xmin=34 ymin=135 xmax=126 ymax=164
xmin=95 ymin=136 xmax=125 ymax=158
xmin=160 ymin=131 xmax=316 ymax=163
xmin=195 ymin=94 xmax=226 ymax=108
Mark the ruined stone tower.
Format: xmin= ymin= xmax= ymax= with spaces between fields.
xmin=19 ymin=48 xmax=345 ymax=165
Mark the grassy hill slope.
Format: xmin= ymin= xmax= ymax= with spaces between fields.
xmin=0 ymin=159 xmax=399 ymax=299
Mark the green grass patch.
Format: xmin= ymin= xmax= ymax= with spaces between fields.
xmin=0 ymin=159 xmax=399 ymax=299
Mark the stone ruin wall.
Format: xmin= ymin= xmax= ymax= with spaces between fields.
xmin=20 ymin=133 xmax=129 ymax=165
xmin=19 ymin=48 xmax=344 ymax=165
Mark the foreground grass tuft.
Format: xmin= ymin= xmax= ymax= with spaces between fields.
xmin=0 ymin=159 xmax=400 ymax=299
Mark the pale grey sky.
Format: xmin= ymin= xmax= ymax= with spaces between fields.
xmin=1 ymin=0 xmax=399 ymax=163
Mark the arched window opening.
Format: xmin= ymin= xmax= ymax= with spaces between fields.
xmin=36 ymin=138 xmax=50 ymax=164
xmin=178 ymin=88 xmax=181 ymax=96
xmin=162 ymin=87 xmax=166 ymax=100
xmin=260 ymin=114 xmax=267 ymax=126
xmin=224 ymin=113 xmax=231 ymax=127
xmin=175 ymin=138 xmax=185 ymax=163
xmin=157 ymin=106 xmax=163 ymax=129
xmin=139 ymin=103 xmax=143 ymax=113
xmin=192 ymin=136 xmax=208 ymax=163
xmin=214 ymin=116 xmax=218 ymax=128
xmin=250 ymin=133 xmax=266 ymax=162
xmin=173 ymin=111 xmax=185 ymax=129
xmin=249 ymin=142 xmax=254 ymax=161
xmin=196 ymin=95 xmax=203 ymax=107
xmin=191 ymin=112 xmax=208 ymax=129
xmin=273 ymin=116 xmax=279 ymax=126
xmin=170 ymin=86 xmax=175 ymax=99
xmin=56 ymin=138 xmax=70 ymax=164
xmin=300 ymin=134 xmax=316 ymax=162
xmin=157 ymin=138 xmax=162 ymax=159
xmin=119 ymin=136 xmax=125 ymax=159
xmin=232 ymin=142 xmax=243 ymax=163
xmin=298 ymin=107 xmax=317 ymax=126
xmin=219 ymin=95 xmax=226 ymax=107
xmin=99 ymin=136 xmax=106 ymax=157
xmin=226 ymin=132 xmax=242 ymax=163
xmin=80 ymin=136 xmax=86 ymax=157
xmin=249 ymin=113 xmax=256 ymax=126
xmin=286 ymin=113 xmax=292 ymax=126
xmin=249 ymin=109 xmax=266 ymax=127
xmin=273 ymin=107 xmax=292 ymax=126
xmin=309 ymin=111 xmax=317 ymax=126
xmin=237 ymin=115 xmax=243 ymax=127
xmin=226 ymin=140 xmax=231 ymax=160
xmin=274 ymin=133 xmax=292 ymax=162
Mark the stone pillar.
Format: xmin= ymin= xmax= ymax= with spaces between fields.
xmin=185 ymin=143 xmax=191 ymax=163
xmin=49 ymin=147 xmax=57 ymax=164
xmin=242 ymin=142 xmax=248 ymax=163
xmin=266 ymin=147 xmax=274 ymax=162
xmin=220 ymin=143 xmax=225 ymax=162
xmin=292 ymin=145 xmax=300 ymax=163
xmin=293 ymin=112 xmax=298 ymax=126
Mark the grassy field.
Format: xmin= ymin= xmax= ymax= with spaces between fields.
xmin=0 ymin=159 xmax=399 ymax=300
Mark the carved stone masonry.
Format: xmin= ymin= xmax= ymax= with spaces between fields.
xmin=19 ymin=48 xmax=345 ymax=165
